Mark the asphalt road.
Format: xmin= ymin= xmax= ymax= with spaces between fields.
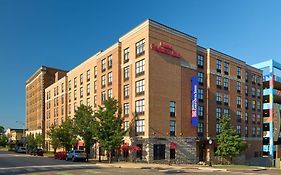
xmin=1 ymin=151 xmax=281 ymax=175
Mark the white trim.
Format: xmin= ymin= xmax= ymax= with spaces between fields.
xmin=26 ymin=72 xmax=43 ymax=87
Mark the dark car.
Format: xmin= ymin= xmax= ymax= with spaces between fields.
xmin=66 ymin=150 xmax=86 ymax=161
xmin=54 ymin=151 xmax=67 ymax=160
xmin=31 ymin=148 xmax=43 ymax=156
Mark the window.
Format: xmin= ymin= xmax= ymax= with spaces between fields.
xmin=245 ymin=85 xmax=248 ymax=96
xmin=108 ymin=55 xmax=112 ymax=69
xmin=252 ymin=87 xmax=256 ymax=97
xmin=124 ymin=103 xmax=129 ymax=116
xmin=198 ymin=72 xmax=204 ymax=85
xmin=124 ymin=121 xmax=129 ymax=131
xmin=216 ymin=107 xmax=222 ymax=120
xmin=257 ymin=88 xmax=261 ymax=98
xmin=236 ymin=111 xmax=241 ymax=123
xmin=198 ymin=105 xmax=204 ymax=118
xmin=108 ymin=72 xmax=112 ymax=85
xmin=257 ymin=101 xmax=261 ymax=111
xmin=102 ymin=58 xmax=106 ymax=72
xmin=170 ymin=101 xmax=176 ymax=117
xmin=245 ymin=99 xmax=248 ymax=109
xmin=61 ymin=83 xmax=64 ymax=93
xmin=124 ymin=66 xmax=129 ymax=80
xmin=74 ymin=77 xmax=77 ymax=88
xmin=224 ymin=62 xmax=229 ymax=75
xmin=236 ymin=96 xmax=241 ymax=108
xmin=257 ymin=114 xmax=261 ymax=124
xmin=136 ymin=79 xmax=145 ymax=96
xmin=216 ymin=92 xmax=222 ymax=104
xmin=136 ymin=59 xmax=145 ymax=76
xmin=101 ymin=75 xmax=106 ymax=88
xmin=61 ymin=94 xmax=64 ymax=104
xmin=252 ymin=127 xmax=256 ymax=137
xmin=124 ymin=84 xmax=129 ymax=99
xmin=74 ymin=102 xmax=77 ymax=112
xmin=237 ymin=81 xmax=241 ymax=93
xmin=86 ymin=98 xmax=90 ymax=106
xmin=251 ymin=74 xmax=255 ymax=84
xmin=257 ymin=127 xmax=261 ymax=137
xmin=108 ymin=89 xmax=112 ymax=98
xmin=94 ymin=66 xmax=97 ymax=78
xmin=136 ymin=39 xmax=145 ymax=57
xmin=68 ymin=104 xmax=71 ymax=114
xmin=252 ymin=113 xmax=256 ymax=124
xmin=216 ymin=59 xmax=222 ymax=72
xmin=237 ymin=125 xmax=241 ymax=135
xmin=124 ymin=48 xmax=129 ymax=63
xmin=252 ymin=100 xmax=256 ymax=110
xmin=198 ymin=88 xmax=204 ymax=101
xmin=197 ymin=55 xmax=204 ymax=68
xmin=74 ymin=90 xmax=77 ymax=100
xmin=245 ymin=112 xmax=248 ymax=123
xmin=216 ymin=123 xmax=220 ymax=134
xmin=135 ymin=99 xmax=145 ymax=115
xmin=101 ymin=91 xmax=106 ymax=103
xmin=216 ymin=75 xmax=221 ymax=88
xmin=80 ymin=87 xmax=83 ymax=98
xmin=87 ymin=70 xmax=90 ymax=81
xmin=136 ymin=119 xmax=144 ymax=134
xmin=223 ymin=77 xmax=229 ymax=90
xmin=256 ymin=76 xmax=261 ymax=85
xmin=87 ymin=84 xmax=90 ymax=96
xmin=237 ymin=67 xmax=241 ymax=79
xmin=170 ymin=120 xmax=175 ymax=136
xmin=94 ymin=81 xmax=97 ymax=93
xmin=94 ymin=95 xmax=97 ymax=107
xmin=245 ymin=126 xmax=248 ymax=137
xmin=198 ymin=122 xmax=204 ymax=136
xmin=68 ymin=92 xmax=71 ymax=102
xmin=80 ymin=74 xmax=83 ymax=85
xmin=224 ymin=93 xmax=229 ymax=106
xmin=224 ymin=108 xmax=229 ymax=117
xmin=245 ymin=71 xmax=248 ymax=82
xmin=80 ymin=100 xmax=83 ymax=105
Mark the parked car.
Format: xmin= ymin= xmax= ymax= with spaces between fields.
xmin=54 ymin=151 xmax=67 ymax=160
xmin=31 ymin=148 xmax=43 ymax=156
xmin=16 ymin=147 xmax=26 ymax=153
xmin=66 ymin=150 xmax=86 ymax=162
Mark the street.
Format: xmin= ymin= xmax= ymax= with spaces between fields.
xmin=1 ymin=151 xmax=281 ymax=175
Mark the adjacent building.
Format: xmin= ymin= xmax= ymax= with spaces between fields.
xmin=253 ymin=59 xmax=281 ymax=159
xmin=26 ymin=66 xmax=67 ymax=138
xmin=35 ymin=19 xmax=263 ymax=163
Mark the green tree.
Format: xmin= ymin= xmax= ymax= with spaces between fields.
xmin=95 ymin=98 xmax=126 ymax=163
xmin=215 ymin=114 xmax=245 ymax=164
xmin=73 ymin=104 xmax=97 ymax=161
xmin=34 ymin=133 xmax=43 ymax=148
xmin=0 ymin=134 xmax=8 ymax=147
xmin=59 ymin=119 xmax=77 ymax=152
xmin=48 ymin=126 xmax=61 ymax=153
xmin=0 ymin=126 xmax=4 ymax=134
xmin=26 ymin=134 xmax=36 ymax=150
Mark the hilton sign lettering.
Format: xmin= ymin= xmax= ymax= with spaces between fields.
xmin=150 ymin=42 xmax=181 ymax=58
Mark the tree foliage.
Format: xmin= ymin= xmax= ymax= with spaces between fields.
xmin=0 ymin=134 xmax=8 ymax=147
xmin=26 ymin=134 xmax=36 ymax=149
xmin=48 ymin=126 xmax=61 ymax=153
xmin=73 ymin=104 xmax=97 ymax=161
xmin=95 ymin=98 xmax=126 ymax=163
xmin=0 ymin=126 xmax=4 ymax=134
xmin=57 ymin=119 xmax=77 ymax=152
xmin=215 ymin=114 xmax=245 ymax=163
xmin=34 ymin=133 xmax=43 ymax=147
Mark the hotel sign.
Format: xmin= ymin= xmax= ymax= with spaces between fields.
xmin=191 ymin=76 xmax=198 ymax=127
xmin=150 ymin=42 xmax=181 ymax=58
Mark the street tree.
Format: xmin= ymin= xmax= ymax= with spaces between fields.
xmin=73 ymin=104 xmax=97 ymax=161
xmin=0 ymin=134 xmax=8 ymax=147
xmin=215 ymin=114 xmax=246 ymax=164
xmin=0 ymin=126 xmax=4 ymax=134
xmin=34 ymin=133 xmax=43 ymax=148
xmin=95 ymin=98 xmax=126 ymax=163
xmin=26 ymin=134 xmax=36 ymax=150
xmin=48 ymin=126 xmax=61 ymax=153
xmin=59 ymin=119 xmax=77 ymax=152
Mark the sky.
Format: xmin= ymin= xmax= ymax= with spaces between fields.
xmin=0 ymin=0 xmax=281 ymax=129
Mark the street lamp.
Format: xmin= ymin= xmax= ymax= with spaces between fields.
xmin=208 ymin=138 xmax=213 ymax=167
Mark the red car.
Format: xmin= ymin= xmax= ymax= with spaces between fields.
xmin=54 ymin=151 xmax=67 ymax=160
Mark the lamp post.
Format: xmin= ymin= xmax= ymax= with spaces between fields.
xmin=208 ymin=138 xmax=213 ymax=167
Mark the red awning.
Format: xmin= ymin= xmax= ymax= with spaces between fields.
xmin=130 ymin=146 xmax=142 ymax=151
xmin=170 ymin=142 xmax=177 ymax=149
xmin=116 ymin=143 xmax=142 ymax=151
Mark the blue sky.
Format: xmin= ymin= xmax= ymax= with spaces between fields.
xmin=0 ymin=0 xmax=281 ymax=129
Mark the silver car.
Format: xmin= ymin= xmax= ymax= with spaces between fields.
xmin=66 ymin=150 xmax=86 ymax=161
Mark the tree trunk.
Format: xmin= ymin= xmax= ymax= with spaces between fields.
xmin=108 ymin=151 xmax=112 ymax=163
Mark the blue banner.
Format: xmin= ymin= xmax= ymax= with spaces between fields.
xmin=191 ymin=76 xmax=198 ymax=127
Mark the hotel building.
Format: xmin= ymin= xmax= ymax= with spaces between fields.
xmin=26 ymin=66 xmax=67 ymax=137
xmin=253 ymin=60 xmax=281 ymax=159
xmin=42 ymin=19 xmax=263 ymax=163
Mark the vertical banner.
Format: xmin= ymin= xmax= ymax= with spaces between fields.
xmin=191 ymin=76 xmax=198 ymax=126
